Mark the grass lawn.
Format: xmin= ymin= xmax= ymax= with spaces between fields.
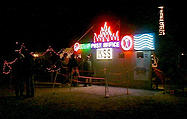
xmin=0 ymin=87 xmax=187 ymax=119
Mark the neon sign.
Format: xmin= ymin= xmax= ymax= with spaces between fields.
xmin=91 ymin=41 xmax=120 ymax=49
xmin=90 ymin=22 xmax=155 ymax=53
xmin=74 ymin=43 xmax=80 ymax=52
xmin=121 ymin=35 xmax=133 ymax=50
xmin=158 ymin=6 xmax=165 ymax=35
xmin=96 ymin=48 xmax=112 ymax=59
xmin=94 ymin=22 xmax=119 ymax=43
xmin=80 ymin=43 xmax=91 ymax=50
xmin=134 ymin=33 xmax=155 ymax=50
xmin=74 ymin=43 xmax=91 ymax=52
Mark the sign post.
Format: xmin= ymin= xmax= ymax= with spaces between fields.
xmin=126 ymin=71 xmax=129 ymax=95
xmin=104 ymin=67 xmax=109 ymax=98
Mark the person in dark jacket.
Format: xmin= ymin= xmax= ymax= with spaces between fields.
xmin=68 ymin=54 xmax=79 ymax=75
xmin=14 ymin=55 xmax=25 ymax=97
xmin=22 ymin=49 xmax=35 ymax=97
xmin=68 ymin=54 xmax=79 ymax=86
xmin=83 ymin=55 xmax=93 ymax=86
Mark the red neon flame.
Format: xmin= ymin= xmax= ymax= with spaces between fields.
xmin=94 ymin=22 xmax=119 ymax=43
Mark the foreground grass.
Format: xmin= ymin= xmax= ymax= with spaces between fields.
xmin=0 ymin=88 xmax=187 ymax=119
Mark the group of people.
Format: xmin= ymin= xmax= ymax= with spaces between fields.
xmin=57 ymin=53 xmax=80 ymax=85
xmin=13 ymin=49 xmax=35 ymax=98
xmin=57 ymin=53 xmax=93 ymax=86
xmin=12 ymin=50 xmax=93 ymax=97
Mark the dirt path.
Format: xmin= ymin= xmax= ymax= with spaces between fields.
xmin=70 ymin=85 xmax=158 ymax=97
xmin=0 ymin=85 xmax=158 ymax=97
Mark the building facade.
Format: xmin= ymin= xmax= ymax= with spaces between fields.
xmin=73 ymin=22 xmax=155 ymax=89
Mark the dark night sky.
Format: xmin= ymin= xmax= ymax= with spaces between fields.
xmin=0 ymin=1 xmax=186 ymax=58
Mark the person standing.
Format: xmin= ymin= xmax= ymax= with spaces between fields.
xmin=83 ymin=55 xmax=93 ymax=86
xmin=68 ymin=54 xmax=79 ymax=86
xmin=61 ymin=53 xmax=69 ymax=83
xmin=23 ymin=49 xmax=35 ymax=97
xmin=61 ymin=53 xmax=69 ymax=67
xmin=14 ymin=55 xmax=25 ymax=98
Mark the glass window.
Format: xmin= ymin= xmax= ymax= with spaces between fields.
xmin=137 ymin=52 xmax=144 ymax=58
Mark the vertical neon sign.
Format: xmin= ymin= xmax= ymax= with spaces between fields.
xmin=158 ymin=6 xmax=165 ymax=35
